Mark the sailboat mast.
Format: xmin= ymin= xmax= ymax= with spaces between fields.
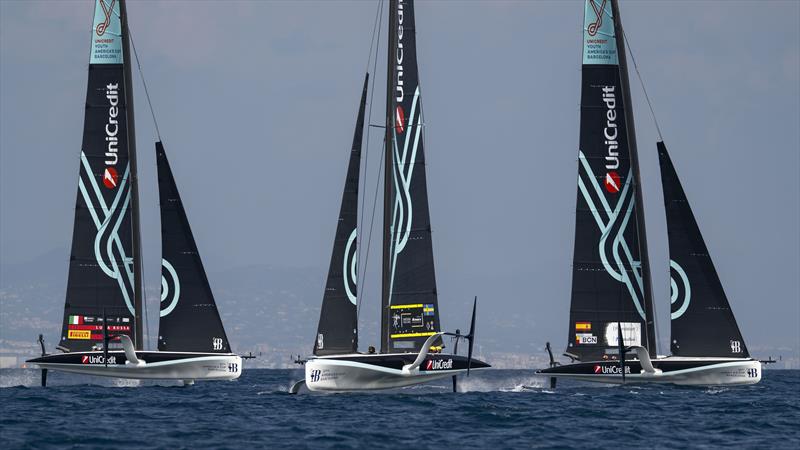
xmin=381 ymin=0 xmax=398 ymax=354
xmin=119 ymin=0 xmax=144 ymax=351
xmin=611 ymin=0 xmax=656 ymax=357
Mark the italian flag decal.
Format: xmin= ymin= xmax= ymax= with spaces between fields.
xmin=69 ymin=315 xmax=84 ymax=325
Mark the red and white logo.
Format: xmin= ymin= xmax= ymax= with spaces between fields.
xmin=604 ymin=171 xmax=621 ymax=194
xmin=103 ymin=167 xmax=118 ymax=189
xmin=593 ymin=365 xmax=602 ymax=374
xmin=395 ymin=105 xmax=405 ymax=135
xmin=587 ymin=0 xmax=608 ymax=37
xmin=82 ymin=355 xmax=89 ymax=364
xmin=96 ymin=0 xmax=116 ymax=36
xmin=425 ymin=359 xmax=454 ymax=371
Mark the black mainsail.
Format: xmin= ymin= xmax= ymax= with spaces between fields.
xmin=156 ymin=142 xmax=231 ymax=353
xmin=60 ymin=0 xmax=140 ymax=352
xmin=658 ymin=142 xmax=749 ymax=358
xmin=381 ymin=0 xmax=441 ymax=354
xmin=566 ymin=0 xmax=656 ymax=361
xmin=313 ymin=74 xmax=369 ymax=356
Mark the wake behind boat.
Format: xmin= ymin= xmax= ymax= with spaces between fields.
xmin=537 ymin=0 xmax=759 ymax=387
xmin=291 ymin=0 xmax=489 ymax=394
xmin=27 ymin=0 xmax=240 ymax=386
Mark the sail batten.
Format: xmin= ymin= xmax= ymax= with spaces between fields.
xmin=313 ymin=74 xmax=369 ymax=356
xmin=565 ymin=0 xmax=656 ymax=361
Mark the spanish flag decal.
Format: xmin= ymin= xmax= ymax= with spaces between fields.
xmin=575 ymin=322 xmax=592 ymax=331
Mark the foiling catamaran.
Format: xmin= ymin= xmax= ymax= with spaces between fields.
xmin=537 ymin=0 xmax=760 ymax=386
xmin=290 ymin=0 xmax=489 ymax=393
xmin=27 ymin=0 xmax=241 ymax=386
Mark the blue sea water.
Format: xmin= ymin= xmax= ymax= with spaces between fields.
xmin=1 ymin=369 xmax=798 ymax=449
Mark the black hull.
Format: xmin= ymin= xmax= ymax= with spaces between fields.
xmin=316 ymin=352 xmax=490 ymax=372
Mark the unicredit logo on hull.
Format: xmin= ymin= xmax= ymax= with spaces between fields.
xmin=593 ymin=364 xmax=631 ymax=374
xmin=425 ymin=359 xmax=454 ymax=370
xmin=82 ymin=354 xmax=117 ymax=365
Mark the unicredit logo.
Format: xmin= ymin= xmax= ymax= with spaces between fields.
xmin=604 ymin=171 xmax=620 ymax=193
xmin=394 ymin=0 xmax=405 ymax=103
xmin=601 ymin=85 xmax=621 ymax=194
xmin=593 ymin=364 xmax=631 ymax=375
xmin=395 ymin=106 xmax=405 ymax=134
xmin=82 ymin=354 xmax=117 ymax=364
xmin=104 ymin=83 xmax=121 ymax=187
xmin=103 ymin=167 xmax=119 ymax=189
xmin=425 ymin=359 xmax=454 ymax=370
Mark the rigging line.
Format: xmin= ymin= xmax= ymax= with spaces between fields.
xmin=357 ymin=139 xmax=385 ymax=325
xmin=129 ymin=30 xmax=162 ymax=142
xmin=623 ymin=28 xmax=663 ymax=142
xmin=357 ymin=0 xmax=383 ymax=320
xmin=127 ymin=28 xmax=154 ymax=350
xmin=364 ymin=0 xmax=383 ymax=75
xmin=621 ymin=27 xmax=662 ymax=353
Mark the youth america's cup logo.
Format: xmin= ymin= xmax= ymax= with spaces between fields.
xmin=577 ymin=150 xmax=647 ymax=319
xmin=77 ymin=151 xmax=135 ymax=315
xmin=388 ymin=86 xmax=423 ymax=301
xmin=587 ymin=0 xmax=609 ymax=37
xmin=95 ymin=0 xmax=117 ymax=37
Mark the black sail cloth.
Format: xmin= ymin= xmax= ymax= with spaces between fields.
xmin=658 ymin=142 xmax=749 ymax=358
xmin=383 ymin=0 xmax=442 ymax=354
xmin=314 ymin=74 xmax=368 ymax=356
xmin=156 ymin=142 xmax=231 ymax=353
xmin=60 ymin=0 xmax=137 ymax=352
xmin=565 ymin=0 xmax=656 ymax=361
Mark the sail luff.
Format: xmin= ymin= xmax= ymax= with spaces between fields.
xmin=119 ymin=0 xmax=144 ymax=351
xmin=611 ymin=0 xmax=657 ymax=357
xmin=313 ymin=73 xmax=368 ymax=356
xmin=381 ymin=0 xmax=398 ymax=354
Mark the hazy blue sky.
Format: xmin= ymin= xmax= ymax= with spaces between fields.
xmin=1 ymin=1 xmax=798 ymax=357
